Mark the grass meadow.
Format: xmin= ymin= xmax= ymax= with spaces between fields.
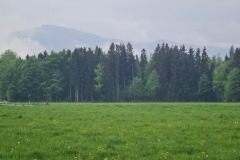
xmin=0 ymin=103 xmax=240 ymax=160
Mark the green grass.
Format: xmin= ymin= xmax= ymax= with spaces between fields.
xmin=0 ymin=103 xmax=240 ymax=160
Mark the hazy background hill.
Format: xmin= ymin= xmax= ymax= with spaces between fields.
xmin=13 ymin=25 xmax=121 ymax=52
xmin=13 ymin=25 xmax=229 ymax=57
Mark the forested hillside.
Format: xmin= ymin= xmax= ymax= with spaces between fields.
xmin=0 ymin=43 xmax=239 ymax=102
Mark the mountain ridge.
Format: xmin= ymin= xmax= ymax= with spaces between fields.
xmin=13 ymin=25 xmax=229 ymax=57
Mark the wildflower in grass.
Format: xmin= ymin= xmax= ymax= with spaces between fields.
xmin=88 ymin=152 xmax=93 ymax=159
xmin=97 ymin=145 xmax=106 ymax=153
xmin=199 ymin=140 xmax=206 ymax=145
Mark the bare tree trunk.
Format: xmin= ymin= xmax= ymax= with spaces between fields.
xmin=116 ymin=70 xmax=120 ymax=101
xmin=81 ymin=83 xmax=83 ymax=102
xmin=116 ymin=77 xmax=119 ymax=101
xmin=74 ymin=86 xmax=76 ymax=102
xmin=75 ymin=86 xmax=79 ymax=102
xmin=91 ymin=93 xmax=93 ymax=102
xmin=112 ymin=82 xmax=115 ymax=100
xmin=132 ymin=64 xmax=135 ymax=101
xmin=69 ymin=80 xmax=71 ymax=101
xmin=133 ymin=87 xmax=136 ymax=101
xmin=77 ymin=86 xmax=79 ymax=102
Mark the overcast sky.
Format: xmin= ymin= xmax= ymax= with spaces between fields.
xmin=1 ymin=0 xmax=240 ymax=55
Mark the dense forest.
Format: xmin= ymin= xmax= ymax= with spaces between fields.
xmin=0 ymin=43 xmax=239 ymax=102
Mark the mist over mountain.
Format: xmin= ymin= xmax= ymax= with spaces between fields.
xmin=13 ymin=25 xmax=229 ymax=57
xmin=13 ymin=25 xmax=121 ymax=52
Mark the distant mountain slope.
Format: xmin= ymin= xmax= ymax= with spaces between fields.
xmin=13 ymin=25 xmax=229 ymax=57
xmin=13 ymin=25 xmax=121 ymax=51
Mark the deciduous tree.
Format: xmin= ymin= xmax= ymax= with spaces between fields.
xmin=224 ymin=68 xmax=240 ymax=101
xmin=145 ymin=69 xmax=160 ymax=101
xmin=94 ymin=63 xmax=104 ymax=100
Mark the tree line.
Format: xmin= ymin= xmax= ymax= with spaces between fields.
xmin=0 ymin=43 xmax=239 ymax=102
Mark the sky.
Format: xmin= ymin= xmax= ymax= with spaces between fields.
xmin=1 ymin=0 xmax=240 ymax=56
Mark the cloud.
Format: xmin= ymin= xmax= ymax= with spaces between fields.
xmin=174 ymin=31 xmax=209 ymax=46
xmin=0 ymin=35 xmax=45 ymax=58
